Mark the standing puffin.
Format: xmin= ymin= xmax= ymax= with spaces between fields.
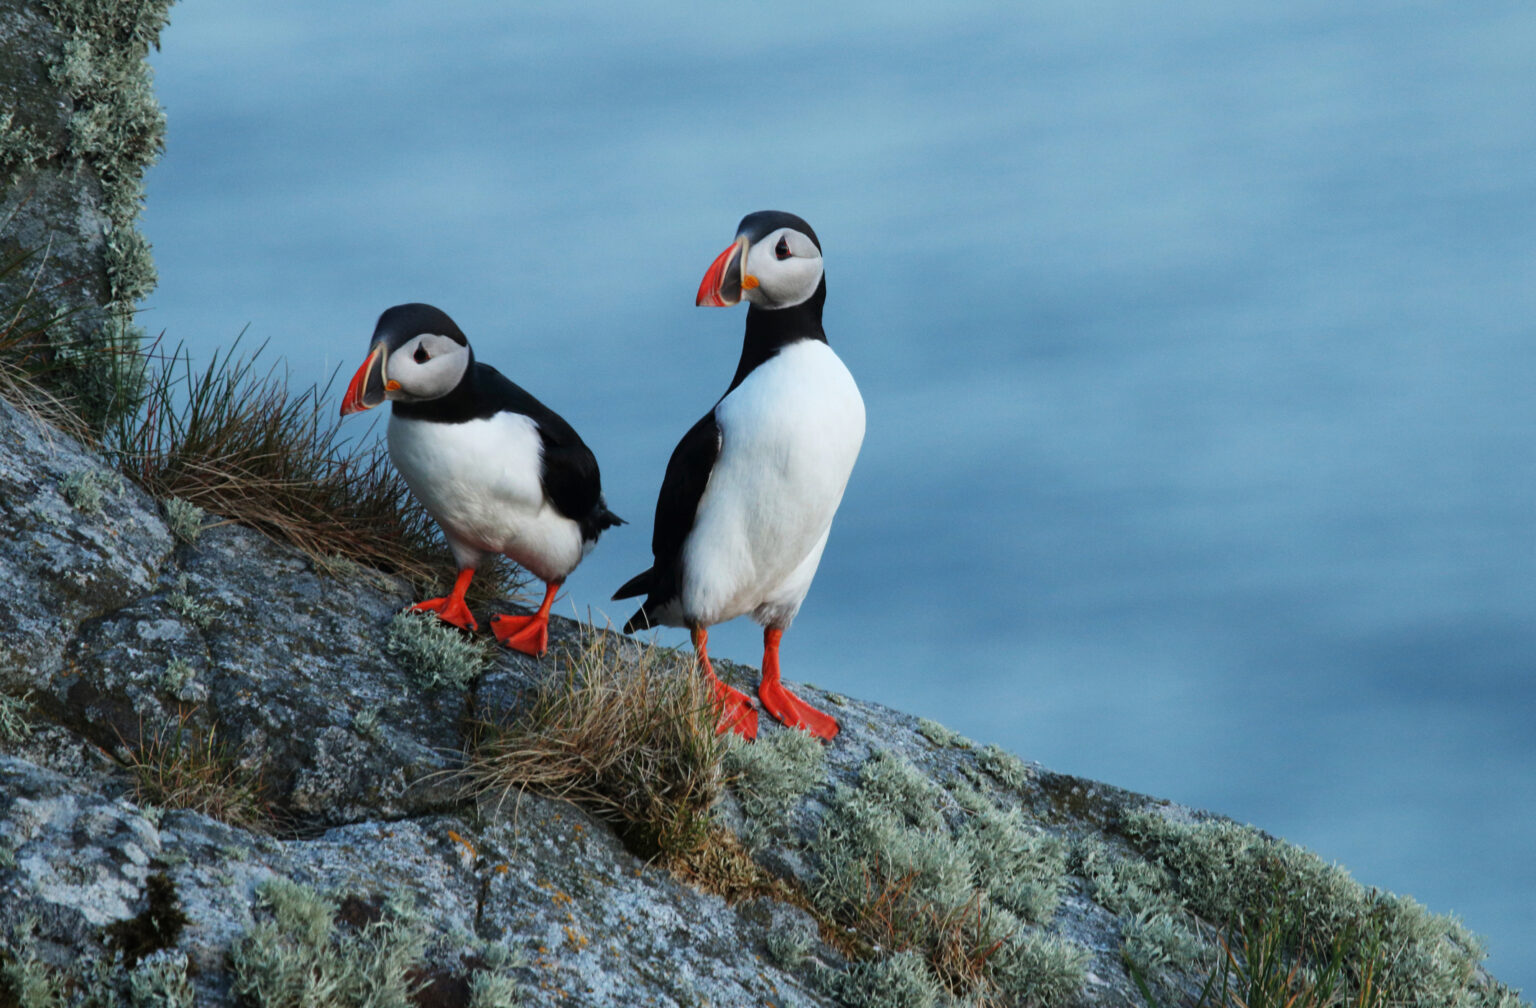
xmin=614 ymin=211 xmax=864 ymax=740
xmin=341 ymin=302 xmax=622 ymax=656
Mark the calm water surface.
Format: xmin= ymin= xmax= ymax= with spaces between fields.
xmin=143 ymin=1 xmax=1535 ymax=990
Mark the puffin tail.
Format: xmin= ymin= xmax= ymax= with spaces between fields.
xmin=613 ymin=569 xmax=654 ymax=634
xmin=580 ymin=502 xmax=625 ymax=544
xmin=612 ymin=569 xmax=651 ymax=602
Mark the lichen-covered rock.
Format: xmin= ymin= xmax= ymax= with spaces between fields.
xmin=0 ymin=0 xmax=172 ymax=422
xmin=0 ymin=402 xmax=1524 ymax=1007
xmin=59 ymin=523 xmax=468 ymax=827
xmin=0 ymin=397 xmax=173 ymax=691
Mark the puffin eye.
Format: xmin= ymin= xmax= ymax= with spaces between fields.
xmin=774 ymin=235 xmax=792 ymax=260
xmin=414 ymin=344 xmax=431 ymax=364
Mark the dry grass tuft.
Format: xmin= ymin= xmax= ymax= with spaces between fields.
xmin=668 ymin=822 xmax=814 ymax=907
xmin=2 ymin=255 xmax=518 ymax=598
xmin=106 ymin=339 xmax=520 ymax=599
xmin=118 ymin=707 xmax=267 ymax=831
xmin=462 ymin=628 xmax=731 ymax=863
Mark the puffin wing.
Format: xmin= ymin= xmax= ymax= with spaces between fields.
xmin=612 ymin=409 xmax=721 ymax=623
xmin=473 ymin=364 xmax=616 ymax=536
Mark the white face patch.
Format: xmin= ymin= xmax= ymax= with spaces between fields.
xmin=385 ymin=332 xmax=470 ymax=401
xmin=742 ymin=227 xmax=823 ymax=309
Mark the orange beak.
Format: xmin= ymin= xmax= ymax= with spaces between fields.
xmin=340 ymin=344 xmax=388 ymax=416
xmin=696 ymin=236 xmax=749 ymax=307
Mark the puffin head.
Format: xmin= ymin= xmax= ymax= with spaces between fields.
xmin=340 ymin=303 xmax=472 ymax=415
xmin=697 ymin=211 xmax=823 ymax=311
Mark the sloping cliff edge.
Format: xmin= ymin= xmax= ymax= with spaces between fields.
xmin=0 ymin=397 xmax=1525 ymax=1008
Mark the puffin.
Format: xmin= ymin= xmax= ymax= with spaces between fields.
xmin=340 ymin=302 xmax=622 ymax=656
xmin=614 ymin=211 xmax=864 ymax=740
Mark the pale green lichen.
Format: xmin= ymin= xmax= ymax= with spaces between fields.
xmin=61 ymin=466 xmax=121 ymax=513
xmin=166 ymin=575 xmax=220 ymax=630
xmin=0 ymin=690 xmax=34 ymax=745
xmin=957 ymin=802 xmax=1067 ymax=924
xmin=467 ymin=971 xmax=523 ymax=1008
xmin=158 ymin=658 xmax=201 ymax=702
xmin=352 ymin=704 xmax=383 ymax=740
xmin=1072 ymin=835 xmax=1178 ymax=919
xmin=976 ymin=743 xmax=1032 ymax=790
xmin=0 ymin=920 xmax=67 ymax=1008
xmin=1122 ymin=809 xmax=1523 ymax=1008
xmin=915 ymin=717 xmax=969 ymax=749
xmin=988 ymin=928 xmax=1093 ymax=1003
xmin=43 ymin=0 xmax=170 ymax=309
xmin=764 ymin=928 xmax=812 ymax=971
xmin=1 ymin=0 xmax=174 ymax=428
xmin=812 ymin=751 xmax=1087 ymax=1005
xmin=162 ymin=497 xmax=207 ymax=545
xmin=1119 ymin=908 xmax=1211 ymax=979
xmin=0 ymin=113 xmax=56 ymax=188
xmin=228 ymin=877 xmax=430 ymax=1008
xmin=126 ymin=949 xmax=194 ymax=1008
xmin=384 ymin=609 xmax=492 ymax=691
xmin=725 ymin=726 xmax=826 ymax=849
xmin=834 ymin=950 xmax=942 ymax=1008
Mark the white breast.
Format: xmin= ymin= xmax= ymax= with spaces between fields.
xmin=387 ymin=411 xmax=584 ymax=582
xmin=681 ymin=340 xmax=865 ymax=627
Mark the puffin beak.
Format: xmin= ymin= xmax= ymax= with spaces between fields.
xmin=696 ymin=236 xmax=751 ymax=307
xmin=340 ymin=344 xmax=389 ymax=416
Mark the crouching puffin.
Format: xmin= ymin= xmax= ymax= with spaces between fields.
xmin=341 ymin=303 xmax=623 ymax=656
xmin=614 ymin=211 xmax=864 ymax=740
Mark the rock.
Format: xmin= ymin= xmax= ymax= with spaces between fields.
xmin=0 ymin=399 xmax=1528 ymax=1007
xmin=0 ymin=0 xmax=172 ymax=423
xmin=0 ymin=397 xmax=173 ymax=695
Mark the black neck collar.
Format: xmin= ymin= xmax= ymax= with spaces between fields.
xmin=725 ymin=276 xmax=828 ymax=394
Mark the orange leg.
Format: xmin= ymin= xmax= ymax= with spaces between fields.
xmin=692 ymin=625 xmax=758 ymax=739
xmin=411 ymin=568 xmax=478 ymax=631
xmin=490 ymin=581 xmax=559 ymax=657
xmin=757 ymin=627 xmax=839 ymax=740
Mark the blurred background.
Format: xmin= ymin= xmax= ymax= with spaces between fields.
xmin=142 ymin=0 xmax=1534 ymax=991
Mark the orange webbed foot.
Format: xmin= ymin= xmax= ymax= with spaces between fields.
xmin=758 ymin=676 xmax=839 ymax=740
xmin=710 ymin=679 xmax=759 ymax=739
xmin=757 ymin=626 xmax=838 ymax=740
xmin=691 ymin=624 xmax=759 ymax=739
xmin=490 ymin=612 xmax=550 ymax=656
xmin=491 ymin=581 xmax=561 ymax=657
xmin=411 ymin=595 xmax=478 ymax=632
xmin=412 ymin=568 xmax=478 ymax=631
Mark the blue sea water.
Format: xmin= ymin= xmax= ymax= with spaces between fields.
xmin=141 ymin=1 xmax=1535 ymax=991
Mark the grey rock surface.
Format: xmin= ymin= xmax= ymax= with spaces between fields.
xmin=0 ymin=397 xmax=173 ymax=691
xmin=0 ymin=400 xmax=1525 ymax=1008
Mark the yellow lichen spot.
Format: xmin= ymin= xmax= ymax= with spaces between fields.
xmin=562 ymin=925 xmax=589 ymax=951
xmin=493 ymin=862 xmax=511 ymax=874
xmin=447 ymin=829 xmax=477 ymax=861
